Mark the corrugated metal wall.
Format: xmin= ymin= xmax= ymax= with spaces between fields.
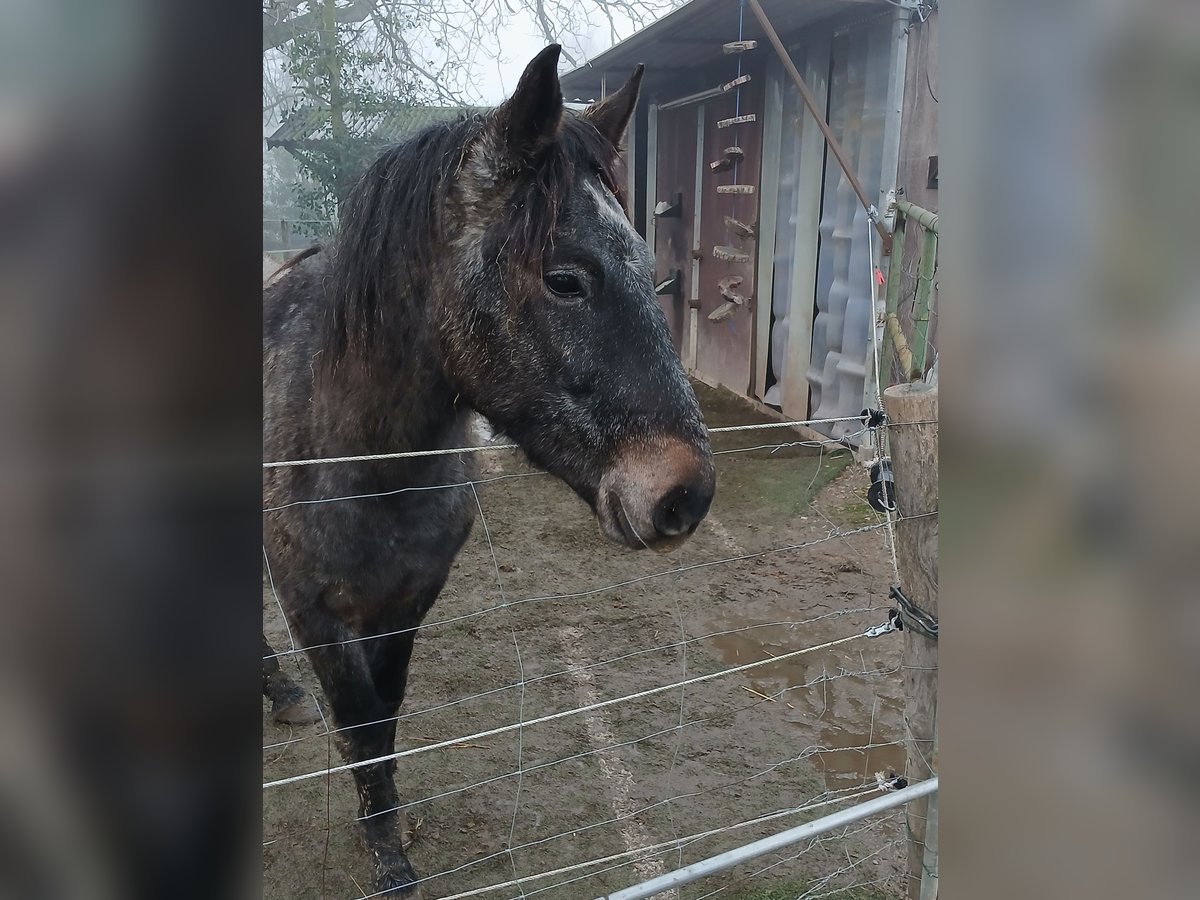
xmin=806 ymin=19 xmax=893 ymax=441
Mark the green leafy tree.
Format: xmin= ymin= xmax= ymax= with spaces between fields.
xmin=273 ymin=1 xmax=428 ymax=224
xmin=263 ymin=0 xmax=686 ymax=226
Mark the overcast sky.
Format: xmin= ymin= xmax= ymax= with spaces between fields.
xmin=263 ymin=3 xmax=665 ymax=137
xmin=460 ymin=9 xmax=628 ymax=103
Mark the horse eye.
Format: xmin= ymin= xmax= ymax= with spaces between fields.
xmin=545 ymin=271 xmax=585 ymax=298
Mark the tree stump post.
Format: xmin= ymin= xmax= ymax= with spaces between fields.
xmin=882 ymin=382 xmax=938 ymax=900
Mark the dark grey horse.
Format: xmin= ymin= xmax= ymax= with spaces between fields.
xmin=263 ymin=45 xmax=714 ymax=895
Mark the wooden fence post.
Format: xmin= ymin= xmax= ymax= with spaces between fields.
xmin=881 ymin=382 xmax=938 ymax=900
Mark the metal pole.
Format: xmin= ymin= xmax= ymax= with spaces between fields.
xmin=746 ymin=0 xmax=892 ymax=252
xmin=880 ymin=7 xmax=910 ymax=226
xmin=596 ymin=778 xmax=939 ymax=900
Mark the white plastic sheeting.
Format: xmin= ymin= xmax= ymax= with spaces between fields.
xmin=806 ymin=19 xmax=894 ymax=442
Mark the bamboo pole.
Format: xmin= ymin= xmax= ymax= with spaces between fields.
xmin=895 ymin=199 xmax=939 ymax=234
xmin=886 ymin=314 xmax=919 ymax=383
xmin=882 ymin=383 xmax=938 ymax=900
xmin=747 ymin=0 xmax=891 ymax=251
xmin=881 ymin=215 xmax=907 ymax=385
xmin=911 ymin=228 xmax=938 ymax=375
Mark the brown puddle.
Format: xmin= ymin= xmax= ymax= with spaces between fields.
xmin=709 ymin=621 xmax=906 ymax=792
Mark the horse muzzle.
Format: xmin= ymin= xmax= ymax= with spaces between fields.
xmin=596 ymin=437 xmax=715 ymax=552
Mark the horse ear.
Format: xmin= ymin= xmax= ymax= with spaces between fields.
xmin=493 ymin=44 xmax=564 ymax=161
xmin=583 ymin=64 xmax=644 ymax=147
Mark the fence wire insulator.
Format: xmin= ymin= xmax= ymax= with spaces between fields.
xmin=860 ymin=407 xmax=887 ymax=428
xmin=890 ymin=584 xmax=938 ymax=640
xmin=864 ymin=609 xmax=901 ymax=639
xmin=867 ymin=458 xmax=896 ymax=513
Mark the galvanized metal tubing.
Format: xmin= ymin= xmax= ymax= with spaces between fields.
xmin=597 ymin=777 xmax=939 ymax=900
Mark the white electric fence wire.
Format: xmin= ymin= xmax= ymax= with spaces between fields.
xmin=261 ymin=402 xmax=929 ymax=891
xmin=265 ymin=627 xmax=879 ymax=790
xmin=503 ymin=799 xmax=893 ymax=900
xmin=263 ymin=607 xmax=888 ymax=752
xmin=687 ymin=815 xmax=893 ymax=900
xmin=267 ymin=694 xmax=903 ymax=844
xmin=262 ymin=438 xmax=867 ymax=516
xmin=262 ymin=544 xmax=295 ymax=651
xmin=262 ymin=416 xmax=873 ymax=469
xmin=348 ymin=732 xmax=908 ymax=891
xmin=371 ymin=781 xmax=909 ymax=900
xmin=263 ymin=470 xmax=544 ymax=513
xmin=866 ymin=216 xmax=902 ymax=585
xmin=597 ymin=779 xmax=935 ymax=900
xmin=262 ymin=520 xmax=917 ymax=662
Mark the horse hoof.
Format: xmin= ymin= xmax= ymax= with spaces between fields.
xmin=375 ymin=869 xmax=423 ymax=898
xmin=271 ymin=697 xmax=321 ymax=725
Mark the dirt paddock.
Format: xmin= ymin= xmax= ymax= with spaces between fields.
xmin=264 ymin=382 xmax=907 ymax=899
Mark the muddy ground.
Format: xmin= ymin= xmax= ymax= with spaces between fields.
xmin=264 ymin=383 xmax=907 ymax=899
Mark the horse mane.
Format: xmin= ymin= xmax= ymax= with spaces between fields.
xmin=323 ymin=111 xmax=623 ymax=367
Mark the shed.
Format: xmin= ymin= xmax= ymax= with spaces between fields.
xmin=561 ymin=0 xmax=938 ymax=442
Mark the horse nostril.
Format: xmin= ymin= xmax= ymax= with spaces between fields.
xmin=652 ymin=482 xmax=713 ymax=538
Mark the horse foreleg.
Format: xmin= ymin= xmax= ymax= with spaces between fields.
xmin=301 ymin=610 xmax=423 ymax=898
xmin=262 ymin=633 xmax=321 ymax=724
xmin=367 ymin=629 xmax=420 ymax=843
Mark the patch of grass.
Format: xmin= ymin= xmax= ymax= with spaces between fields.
xmin=717 ymin=451 xmax=854 ymax=520
xmin=827 ymin=497 xmax=879 ymax=527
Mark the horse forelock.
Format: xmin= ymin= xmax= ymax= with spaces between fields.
xmin=453 ymin=112 xmax=625 ymax=274
xmin=318 ymin=110 xmax=624 ymax=371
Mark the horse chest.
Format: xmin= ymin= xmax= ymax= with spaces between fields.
xmin=316 ymin=478 xmax=476 ymax=598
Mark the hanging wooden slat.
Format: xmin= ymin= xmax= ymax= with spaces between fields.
xmin=723 ymin=216 xmax=756 ymax=239
xmin=721 ymin=74 xmax=752 ymax=92
xmin=716 ymin=185 xmax=755 ymax=195
xmin=708 ymin=146 xmax=745 ymax=173
xmin=718 ymin=275 xmax=747 ymax=305
xmin=712 ymin=245 xmax=750 ymax=263
xmin=722 ymin=40 xmax=757 ymax=54
xmin=708 ymin=301 xmax=739 ymax=322
xmin=717 ymin=114 xmax=756 ymax=128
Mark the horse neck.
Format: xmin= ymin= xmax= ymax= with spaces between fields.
xmin=317 ymin=285 xmax=464 ymax=457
